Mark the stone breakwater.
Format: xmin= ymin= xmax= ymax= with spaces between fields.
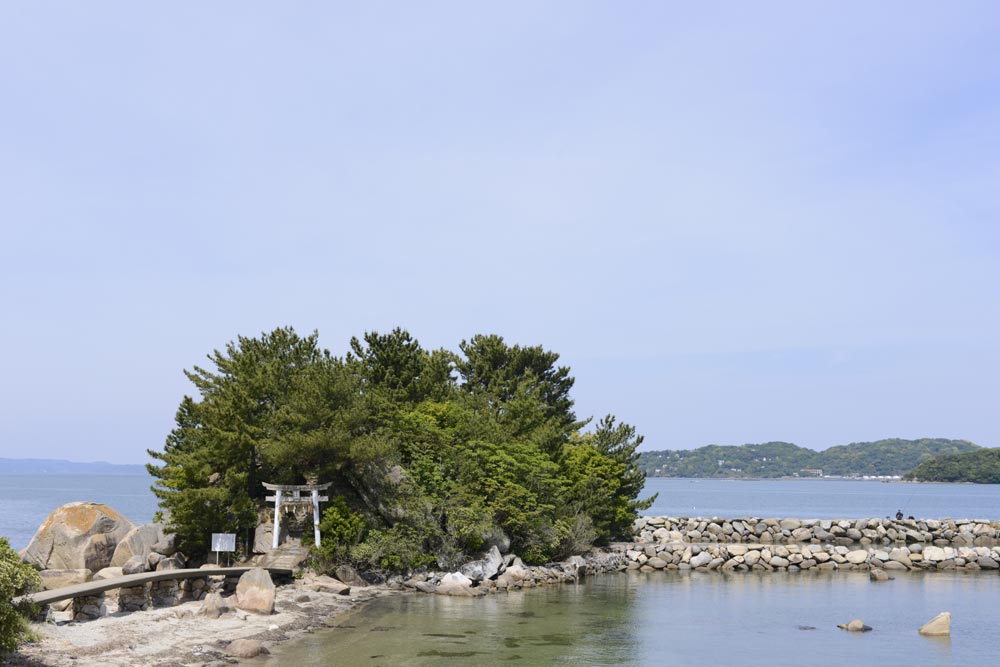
xmin=633 ymin=516 xmax=1000 ymax=547
xmin=620 ymin=516 xmax=1000 ymax=574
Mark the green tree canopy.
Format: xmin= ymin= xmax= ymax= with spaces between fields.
xmin=148 ymin=326 xmax=654 ymax=569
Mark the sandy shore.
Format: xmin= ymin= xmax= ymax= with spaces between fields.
xmin=3 ymin=581 xmax=401 ymax=667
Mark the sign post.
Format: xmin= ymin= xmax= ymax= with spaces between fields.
xmin=211 ymin=532 xmax=236 ymax=566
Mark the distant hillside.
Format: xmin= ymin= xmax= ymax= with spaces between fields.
xmin=0 ymin=457 xmax=146 ymax=474
xmin=904 ymin=448 xmax=1000 ymax=484
xmin=638 ymin=438 xmax=980 ymax=479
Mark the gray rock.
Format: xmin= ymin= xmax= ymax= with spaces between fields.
xmin=869 ymin=568 xmax=891 ymax=582
xmin=122 ymin=554 xmax=149 ymax=575
xmin=110 ymin=523 xmax=167 ymax=568
xmin=435 ymin=571 xmax=486 ymax=597
xmin=460 ymin=545 xmax=505 ymax=581
xmin=156 ymin=557 xmax=183 ymax=571
xmin=690 ymin=552 xmax=713 ymax=568
xmin=253 ymin=524 xmax=274 ymax=554
xmin=646 ymin=557 xmax=667 ymax=569
xmin=335 ymin=564 xmax=368 ymax=587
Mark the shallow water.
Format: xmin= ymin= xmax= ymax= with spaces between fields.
xmin=265 ymin=571 xmax=997 ymax=667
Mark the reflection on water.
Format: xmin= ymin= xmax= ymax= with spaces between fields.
xmin=265 ymin=571 xmax=999 ymax=666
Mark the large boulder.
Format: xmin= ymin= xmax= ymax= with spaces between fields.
xmin=38 ymin=568 xmax=92 ymax=590
xmin=21 ymin=502 xmax=135 ymax=572
xmin=235 ymin=567 xmax=276 ymax=614
xmin=110 ymin=523 xmax=167 ymax=567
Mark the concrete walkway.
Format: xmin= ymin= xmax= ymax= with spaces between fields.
xmin=20 ymin=566 xmax=293 ymax=606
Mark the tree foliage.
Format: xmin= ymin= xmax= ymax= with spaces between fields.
xmin=148 ymin=327 xmax=654 ymax=569
xmin=904 ymin=448 xmax=1000 ymax=483
xmin=1 ymin=537 xmax=40 ymax=653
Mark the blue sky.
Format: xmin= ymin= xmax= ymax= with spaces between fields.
xmin=1 ymin=2 xmax=998 ymax=463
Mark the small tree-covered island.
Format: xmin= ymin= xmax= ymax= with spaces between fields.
xmin=147 ymin=327 xmax=654 ymax=571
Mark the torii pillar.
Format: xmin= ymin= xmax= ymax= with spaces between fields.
xmin=262 ymin=482 xmax=331 ymax=548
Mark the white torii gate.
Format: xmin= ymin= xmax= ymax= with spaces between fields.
xmin=262 ymin=482 xmax=331 ymax=548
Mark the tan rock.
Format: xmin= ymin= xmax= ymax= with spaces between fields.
xmin=38 ymin=568 xmax=92 ymax=590
xmin=845 ymin=550 xmax=869 ymax=564
xmin=93 ymin=567 xmax=124 ymax=581
xmin=21 ymin=502 xmax=135 ymax=572
xmin=235 ymin=567 xmax=276 ymax=614
xmin=226 ymin=639 xmax=269 ymax=658
xmin=198 ymin=592 xmax=230 ymax=618
xmin=838 ymin=619 xmax=872 ymax=632
xmin=310 ymin=575 xmax=351 ymax=595
xmin=918 ymin=612 xmax=951 ymax=636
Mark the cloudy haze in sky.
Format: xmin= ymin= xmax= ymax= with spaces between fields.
xmin=2 ymin=2 xmax=998 ymax=463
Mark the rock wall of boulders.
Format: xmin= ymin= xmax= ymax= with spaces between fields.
xmin=624 ymin=515 xmax=1000 ymax=574
xmin=616 ymin=540 xmax=1000 ymax=573
xmin=634 ymin=516 xmax=1000 ymax=547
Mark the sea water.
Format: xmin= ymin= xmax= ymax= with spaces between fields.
xmin=0 ymin=473 xmax=158 ymax=550
xmin=263 ymin=571 xmax=997 ymax=667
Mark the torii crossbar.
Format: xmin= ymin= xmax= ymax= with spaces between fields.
xmin=263 ymin=482 xmax=331 ymax=548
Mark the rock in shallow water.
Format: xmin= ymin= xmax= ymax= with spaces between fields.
xmin=918 ymin=611 xmax=951 ymax=636
xmin=838 ymin=619 xmax=872 ymax=632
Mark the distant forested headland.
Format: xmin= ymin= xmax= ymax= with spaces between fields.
xmin=904 ymin=448 xmax=1000 ymax=483
xmin=637 ymin=439 xmax=981 ymax=479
